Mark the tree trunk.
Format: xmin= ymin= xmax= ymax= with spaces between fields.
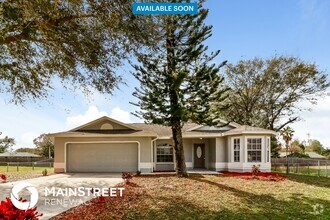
xmin=171 ymin=122 xmax=188 ymax=177
xmin=165 ymin=17 xmax=188 ymax=177
xmin=286 ymin=142 xmax=289 ymax=175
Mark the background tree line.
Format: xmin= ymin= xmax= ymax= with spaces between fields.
xmin=0 ymin=132 xmax=54 ymax=158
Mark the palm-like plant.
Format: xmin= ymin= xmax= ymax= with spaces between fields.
xmin=280 ymin=127 xmax=294 ymax=174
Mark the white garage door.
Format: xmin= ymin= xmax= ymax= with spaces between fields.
xmin=67 ymin=143 xmax=138 ymax=172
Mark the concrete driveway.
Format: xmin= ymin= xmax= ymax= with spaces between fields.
xmin=0 ymin=173 xmax=123 ymax=219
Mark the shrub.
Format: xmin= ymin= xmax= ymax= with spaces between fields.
xmin=1 ymin=174 xmax=6 ymax=183
xmin=252 ymin=165 xmax=261 ymax=176
xmin=0 ymin=197 xmax=42 ymax=220
xmin=122 ymin=172 xmax=133 ymax=183
xmin=42 ymin=169 xmax=47 ymax=176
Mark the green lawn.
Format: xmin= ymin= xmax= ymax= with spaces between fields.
xmin=53 ymin=174 xmax=330 ymax=220
xmin=0 ymin=165 xmax=54 ymax=182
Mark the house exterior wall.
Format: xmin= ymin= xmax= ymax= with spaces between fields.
xmin=54 ymin=136 xmax=153 ymax=173
xmin=55 ymin=134 xmax=272 ymax=174
xmin=208 ymin=138 xmax=216 ymax=169
xmin=213 ymin=137 xmax=227 ymax=171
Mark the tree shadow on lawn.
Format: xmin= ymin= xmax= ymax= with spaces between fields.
xmin=123 ymin=195 xmax=247 ymax=220
xmin=285 ymin=174 xmax=330 ymax=188
xmin=187 ymin=175 xmax=330 ymax=219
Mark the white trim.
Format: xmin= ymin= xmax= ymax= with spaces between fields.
xmin=266 ymin=137 xmax=271 ymax=163
xmin=151 ymin=137 xmax=158 ymax=172
xmin=140 ymin=162 xmax=153 ymax=169
xmin=232 ymin=137 xmax=241 ymax=163
xmin=192 ymin=144 xmax=194 ymax=168
xmin=185 ymin=162 xmax=193 ymax=168
xmin=64 ymin=141 xmax=141 ymax=173
xmin=215 ymin=162 xmax=227 ymax=169
xmin=69 ymin=116 xmax=139 ymax=132
xmin=54 ymin=162 xmax=65 ymax=169
xmin=227 ymin=162 xmax=271 ymax=169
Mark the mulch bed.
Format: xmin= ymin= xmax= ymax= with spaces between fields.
xmin=51 ymin=182 xmax=142 ymax=220
xmin=220 ymin=171 xmax=287 ymax=181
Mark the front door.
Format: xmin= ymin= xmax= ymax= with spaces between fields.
xmin=194 ymin=144 xmax=205 ymax=168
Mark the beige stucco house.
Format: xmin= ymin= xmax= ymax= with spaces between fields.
xmin=50 ymin=116 xmax=276 ymax=173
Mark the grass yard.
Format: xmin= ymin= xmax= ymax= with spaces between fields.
xmin=52 ymin=174 xmax=330 ymax=220
xmin=0 ymin=165 xmax=54 ymax=182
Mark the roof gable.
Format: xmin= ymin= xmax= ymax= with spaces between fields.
xmin=70 ymin=116 xmax=139 ymax=132
xmin=187 ymin=120 xmax=239 ymax=132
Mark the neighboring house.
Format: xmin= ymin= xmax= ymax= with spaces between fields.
xmin=49 ymin=116 xmax=276 ymax=173
xmin=279 ymin=151 xmax=325 ymax=159
xmin=0 ymin=152 xmax=41 ymax=162
xmin=0 ymin=152 xmax=41 ymax=158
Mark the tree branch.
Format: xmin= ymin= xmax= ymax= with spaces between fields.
xmin=0 ymin=14 xmax=95 ymax=45
xmin=276 ymin=117 xmax=299 ymax=131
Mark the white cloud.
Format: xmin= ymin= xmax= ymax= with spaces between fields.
xmin=290 ymin=94 xmax=330 ymax=148
xmin=66 ymin=106 xmax=108 ymax=128
xmin=65 ymin=106 xmax=134 ymax=129
xmin=110 ymin=107 xmax=133 ymax=123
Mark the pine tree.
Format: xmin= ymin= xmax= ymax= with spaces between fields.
xmin=131 ymin=2 xmax=229 ymax=177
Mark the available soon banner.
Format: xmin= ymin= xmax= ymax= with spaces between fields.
xmin=132 ymin=2 xmax=198 ymax=15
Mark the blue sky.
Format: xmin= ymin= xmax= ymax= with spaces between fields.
xmin=0 ymin=0 xmax=329 ymax=149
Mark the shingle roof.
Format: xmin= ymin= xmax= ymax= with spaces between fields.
xmin=49 ymin=117 xmax=276 ymax=138
xmin=279 ymin=151 xmax=325 ymax=159
xmin=130 ymin=123 xmax=276 ymax=137
xmin=305 ymin=152 xmax=325 ymax=159
xmin=223 ymin=125 xmax=277 ymax=136
xmin=129 ymin=123 xmax=199 ymax=137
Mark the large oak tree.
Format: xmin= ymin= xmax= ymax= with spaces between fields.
xmin=222 ymin=56 xmax=329 ymax=131
xmin=0 ymin=0 xmax=157 ymax=103
xmin=220 ymin=56 xmax=329 ymax=157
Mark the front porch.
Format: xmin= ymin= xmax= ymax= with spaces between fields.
xmin=152 ymin=135 xmax=272 ymax=173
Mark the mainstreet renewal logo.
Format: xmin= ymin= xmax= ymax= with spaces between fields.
xmin=11 ymin=182 xmax=39 ymax=210
xmin=10 ymin=182 xmax=125 ymax=209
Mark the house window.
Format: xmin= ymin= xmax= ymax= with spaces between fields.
xmin=247 ymin=138 xmax=262 ymax=162
xmin=233 ymin=138 xmax=240 ymax=162
xmin=156 ymin=144 xmax=173 ymax=163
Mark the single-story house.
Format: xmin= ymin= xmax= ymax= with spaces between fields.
xmin=0 ymin=152 xmax=42 ymax=163
xmin=49 ymin=116 xmax=276 ymax=173
xmin=0 ymin=152 xmax=41 ymax=157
